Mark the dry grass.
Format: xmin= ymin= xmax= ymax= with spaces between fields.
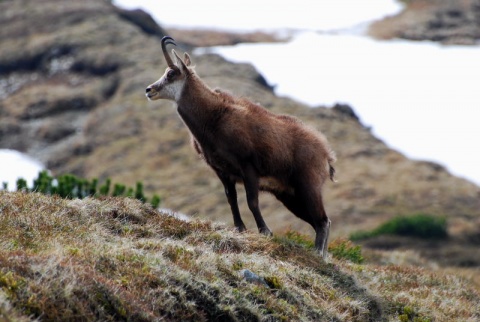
xmin=1 ymin=191 xmax=479 ymax=321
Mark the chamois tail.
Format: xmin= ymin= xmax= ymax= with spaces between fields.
xmin=329 ymin=163 xmax=336 ymax=182
xmin=327 ymin=149 xmax=337 ymax=182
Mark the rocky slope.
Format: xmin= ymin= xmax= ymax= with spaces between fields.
xmin=1 ymin=0 xmax=479 ymax=257
xmin=369 ymin=0 xmax=480 ymax=45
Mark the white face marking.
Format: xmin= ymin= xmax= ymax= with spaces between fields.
xmin=169 ymin=80 xmax=186 ymax=102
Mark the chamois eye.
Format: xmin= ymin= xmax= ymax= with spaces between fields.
xmin=167 ymin=69 xmax=176 ymax=80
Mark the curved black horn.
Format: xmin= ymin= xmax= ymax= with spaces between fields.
xmin=161 ymin=36 xmax=177 ymax=68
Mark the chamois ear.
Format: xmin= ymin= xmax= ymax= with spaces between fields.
xmin=172 ymin=49 xmax=188 ymax=72
xmin=184 ymin=52 xmax=192 ymax=67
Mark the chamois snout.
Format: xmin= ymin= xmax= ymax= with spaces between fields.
xmin=145 ymin=85 xmax=156 ymax=100
xmin=145 ymin=73 xmax=186 ymax=102
xmin=145 ymin=84 xmax=157 ymax=100
xmin=145 ymin=77 xmax=169 ymax=101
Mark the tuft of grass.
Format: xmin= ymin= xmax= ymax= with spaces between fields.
xmin=351 ymin=213 xmax=448 ymax=241
xmin=274 ymin=229 xmax=315 ymax=249
xmin=274 ymin=232 xmax=365 ymax=264
xmin=264 ymin=275 xmax=283 ymax=290
xmin=328 ymin=238 xmax=364 ymax=264
xmin=396 ymin=304 xmax=432 ymax=322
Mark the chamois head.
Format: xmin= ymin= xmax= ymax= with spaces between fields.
xmin=146 ymin=36 xmax=192 ymax=102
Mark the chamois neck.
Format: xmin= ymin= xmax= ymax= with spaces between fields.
xmin=178 ymin=75 xmax=216 ymax=105
xmin=176 ymin=76 xmax=224 ymax=144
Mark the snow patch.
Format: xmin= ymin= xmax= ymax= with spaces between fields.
xmin=0 ymin=149 xmax=45 ymax=191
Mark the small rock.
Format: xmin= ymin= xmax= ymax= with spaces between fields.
xmin=239 ymin=269 xmax=268 ymax=287
xmin=332 ymin=103 xmax=359 ymax=122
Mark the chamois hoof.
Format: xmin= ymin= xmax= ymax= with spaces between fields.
xmin=235 ymin=226 xmax=247 ymax=233
xmin=316 ymin=246 xmax=329 ymax=261
xmin=259 ymin=228 xmax=273 ymax=236
xmin=320 ymin=253 xmax=330 ymax=263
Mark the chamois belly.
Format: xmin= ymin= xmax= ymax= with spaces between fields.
xmin=195 ymin=141 xmax=293 ymax=195
xmin=258 ymin=177 xmax=294 ymax=195
xmin=232 ymin=176 xmax=292 ymax=195
xmin=208 ymin=158 xmax=292 ymax=195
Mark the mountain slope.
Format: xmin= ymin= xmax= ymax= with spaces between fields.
xmin=1 ymin=0 xmax=479 ymax=246
xmin=1 ymin=191 xmax=479 ymax=321
xmin=369 ymin=0 xmax=480 ymax=45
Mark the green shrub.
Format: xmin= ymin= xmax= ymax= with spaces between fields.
xmin=4 ymin=170 xmax=161 ymax=209
xmin=16 ymin=178 xmax=28 ymax=191
xmin=351 ymin=213 xmax=447 ymax=241
xmin=150 ymin=194 xmax=161 ymax=209
xmin=99 ymin=178 xmax=111 ymax=196
xmin=113 ymin=183 xmax=126 ymax=197
xmin=134 ymin=182 xmax=146 ymax=202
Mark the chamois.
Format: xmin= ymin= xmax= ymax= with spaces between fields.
xmin=146 ymin=36 xmax=336 ymax=258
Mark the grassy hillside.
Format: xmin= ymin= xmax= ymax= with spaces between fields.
xmin=0 ymin=191 xmax=479 ymax=321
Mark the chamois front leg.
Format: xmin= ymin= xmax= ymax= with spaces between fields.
xmin=242 ymin=165 xmax=272 ymax=236
xmin=217 ymin=172 xmax=247 ymax=232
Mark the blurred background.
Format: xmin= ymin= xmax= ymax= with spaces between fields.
xmin=114 ymin=0 xmax=480 ymax=186
xmin=1 ymin=0 xmax=479 ymax=266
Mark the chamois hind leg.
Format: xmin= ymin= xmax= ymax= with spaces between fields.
xmin=275 ymin=190 xmax=330 ymax=258
xmin=242 ymin=165 xmax=272 ymax=236
xmin=316 ymin=212 xmax=331 ymax=259
xmin=274 ymin=192 xmax=314 ymax=227
xmin=295 ymin=177 xmax=331 ymax=259
xmin=217 ymin=172 xmax=246 ymax=232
